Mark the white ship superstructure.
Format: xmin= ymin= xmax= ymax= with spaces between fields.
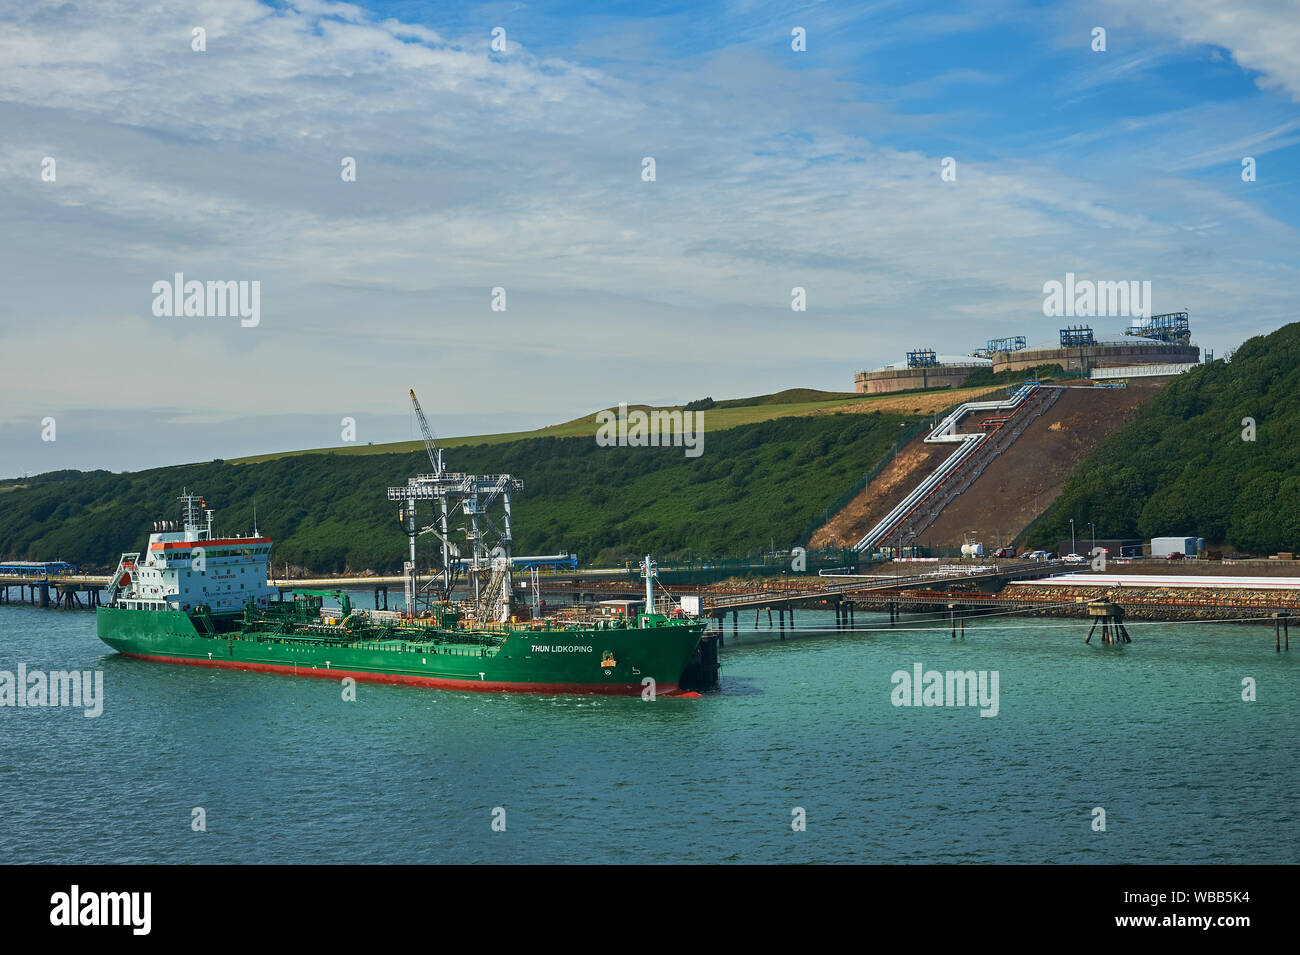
xmin=107 ymin=491 xmax=275 ymax=612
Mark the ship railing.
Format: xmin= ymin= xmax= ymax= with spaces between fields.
xmin=431 ymin=645 xmax=492 ymax=657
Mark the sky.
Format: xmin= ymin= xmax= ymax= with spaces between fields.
xmin=1 ymin=0 xmax=1297 ymax=474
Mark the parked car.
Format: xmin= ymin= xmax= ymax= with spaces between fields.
xmin=1165 ymin=551 xmax=1184 ymax=560
xmin=1063 ymin=553 xmax=1086 ymax=563
xmin=992 ymin=546 xmax=1017 ymax=558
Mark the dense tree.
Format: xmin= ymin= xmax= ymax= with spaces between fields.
xmin=0 ymin=411 xmax=917 ymax=572
xmin=1030 ymin=322 xmax=1300 ymax=554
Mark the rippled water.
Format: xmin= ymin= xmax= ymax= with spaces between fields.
xmin=1 ymin=601 xmax=1296 ymax=863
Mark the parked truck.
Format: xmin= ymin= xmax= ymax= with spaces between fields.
xmin=1151 ymin=536 xmax=1204 ymax=558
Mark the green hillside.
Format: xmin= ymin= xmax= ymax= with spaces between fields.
xmin=0 ymin=411 xmax=921 ymax=573
xmin=228 ymin=386 xmax=986 ymax=465
xmin=1029 ymin=322 xmax=1300 ymax=553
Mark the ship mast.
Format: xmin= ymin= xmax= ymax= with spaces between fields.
xmin=641 ymin=554 xmax=656 ymax=624
xmin=177 ymin=489 xmax=211 ymax=539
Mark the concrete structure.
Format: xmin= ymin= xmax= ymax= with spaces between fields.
xmin=991 ymin=340 xmax=1199 ymax=374
xmin=854 ymin=356 xmax=991 ymax=394
xmin=856 ymin=340 xmax=1199 ymax=394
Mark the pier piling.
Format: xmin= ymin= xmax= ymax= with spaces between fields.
xmin=948 ymin=603 xmax=966 ymax=639
xmin=1086 ymin=600 xmax=1130 ymax=645
xmin=1274 ymin=613 xmax=1290 ymax=652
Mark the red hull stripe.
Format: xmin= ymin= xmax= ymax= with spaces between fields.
xmin=122 ymin=652 xmax=684 ymax=696
xmin=150 ymin=537 xmax=271 ymax=551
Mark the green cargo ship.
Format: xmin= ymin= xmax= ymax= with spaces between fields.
xmin=96 ymin=489 xmax=708 ymax=696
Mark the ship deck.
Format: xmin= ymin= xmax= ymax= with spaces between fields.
xmin=350 ymin=638 xmax=498 ymax=656
xmin=254 ymin=630 xmax=500 ymax=656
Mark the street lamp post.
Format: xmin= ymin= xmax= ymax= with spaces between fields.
xmin=1070 ymin=518 xmax=1076 ymax=557
xmin=1089 ymin=522 xmax=1096 ymax=557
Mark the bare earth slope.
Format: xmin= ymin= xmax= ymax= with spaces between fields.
xmin=916 ymin=383 xmax=1161 ymax=549
xmin=809 ymin=434 xmax=946 ymax=548
xmin=812 ymin=381 xmax=1164 ymax=551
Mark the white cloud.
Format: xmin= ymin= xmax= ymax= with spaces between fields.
xmin=0 ymin=0 xmax=1296 ymax=473
xmin=1096 ymin=0 xmax=1300 ymax=101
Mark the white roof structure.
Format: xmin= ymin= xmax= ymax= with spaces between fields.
xmin=875 ymin=355 xmax=992 ymax=371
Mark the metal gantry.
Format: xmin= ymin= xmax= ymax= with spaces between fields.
xmin=1059 ymin=325 xmax=1094 ymax=347
xmin=387 ymin=389 xmax=523 ymax=622
xmin=971 ymin=335 xmax=1026 ymax=357
xmin=1124 ymin=311 xmax=1191 ymax=345
xmin=906 ymin=348 xmax=939 ymax=368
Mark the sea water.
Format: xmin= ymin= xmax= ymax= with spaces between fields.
xmin=1 ymin=602 xmax=1295 ymax=864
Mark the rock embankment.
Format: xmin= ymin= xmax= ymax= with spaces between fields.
xmin=995 ymin=584 xmax=1300 ymax=621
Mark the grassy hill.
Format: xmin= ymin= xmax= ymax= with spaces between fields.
xmin=229 ymin=385 xmax=998 ymax=464
xmin=0 ymin=394 xmax=948 ymax=572
xmin=1028 ymin=322 xmax=1300 ymax=554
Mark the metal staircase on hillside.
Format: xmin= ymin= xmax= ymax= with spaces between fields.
xmin=853 ymin=384 xmax=1061 ymax=552
xmin=895 ymin=386 xmax=1062 ymax=544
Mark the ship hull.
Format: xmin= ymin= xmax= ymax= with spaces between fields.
xmin=96 ymin=607 xmax=706 ymax=696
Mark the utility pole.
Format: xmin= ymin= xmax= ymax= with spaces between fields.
xmin=1070 ymin=518 xmax=1076 ymax=556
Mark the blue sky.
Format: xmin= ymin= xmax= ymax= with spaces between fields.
xmin=1 ymin=0 xmax=1297 ymax=473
